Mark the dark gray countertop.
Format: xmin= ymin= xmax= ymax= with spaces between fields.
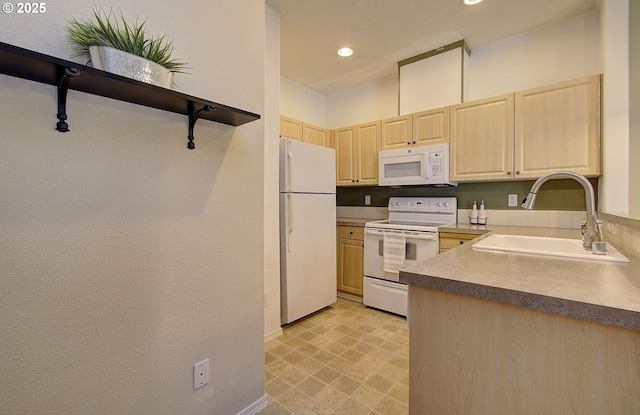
xmin=400 ymin=226 xmax=640 ymax=331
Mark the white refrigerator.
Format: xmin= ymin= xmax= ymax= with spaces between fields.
xmin=279 ymin=139 xmax=337 ymax=324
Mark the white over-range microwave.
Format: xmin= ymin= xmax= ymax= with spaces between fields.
xmin=378 ymin=143 xmax=457 ymax=187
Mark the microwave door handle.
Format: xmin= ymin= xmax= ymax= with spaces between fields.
xmin=423 ymin=152 xmax=431 ymax=181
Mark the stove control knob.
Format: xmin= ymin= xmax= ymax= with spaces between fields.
xmin=444 ymin=202 xmax=450 ymax=207
xmin=437 ymin=202 xmax=443 ymax=207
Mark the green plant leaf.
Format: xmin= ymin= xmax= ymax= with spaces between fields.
xmin=65 ymin=6 xmax=189 ymax=74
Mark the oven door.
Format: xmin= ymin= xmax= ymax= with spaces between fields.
xmin=364 ymin=228 xmax=439 ymax=282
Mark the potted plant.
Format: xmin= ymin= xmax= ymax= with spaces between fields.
xmin=65 ymin=7 xmax=188 ymax=88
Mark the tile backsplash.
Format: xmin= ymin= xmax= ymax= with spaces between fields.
xmin=336 ymin=206 xmax=388 ymax=220
xmin=600 ymin=213 xmax=640 ymax=258
xmin=457 ymin=209 xmax=587 ymax=229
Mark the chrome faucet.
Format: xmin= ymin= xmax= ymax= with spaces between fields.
xmin=522 ymin=171 xmax=604 ymax=252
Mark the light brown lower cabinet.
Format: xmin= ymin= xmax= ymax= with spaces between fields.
xmin=439 ymin=232 xmax=478 ymax=254
xmin=337 ymin=225 xmax=364 ymax=297
xmin=408 ymin=286 xmax=640 ymax=415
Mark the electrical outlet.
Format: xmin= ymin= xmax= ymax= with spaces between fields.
xmin=193 ymin=359 xmax=209 ymax=390
xmin=364 ymin=195 xmax=371 ymax=205
xmin=508 ymin=194 xmax=518 ymax=207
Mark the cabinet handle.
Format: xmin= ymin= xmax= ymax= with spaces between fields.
xmin=407 ymin=142 xmax=410 ymax=145
xmin=412 ymin=141 xmax=416 ymax=144
xmin=459 ymin=240 xmax=464 ymax=245
xmin=507 ymin=171 xmax=512 ymax=175
xmin=349 ymin=231 xmax=353 ymax=235
xmin=515 ymin=171 xmax=520 ymax=175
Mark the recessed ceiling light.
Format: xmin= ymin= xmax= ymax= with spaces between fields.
xmin=463 ymin=0 xmax=483 ymax=5
xmin=337 ymin=47 xmax=354 ymax=57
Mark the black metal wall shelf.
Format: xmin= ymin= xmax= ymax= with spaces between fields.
xmin=0 ymin=42 xmax=261 ymax=149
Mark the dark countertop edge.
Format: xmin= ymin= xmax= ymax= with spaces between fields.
xmin=402 ymin=272 xmax=640 ymax=332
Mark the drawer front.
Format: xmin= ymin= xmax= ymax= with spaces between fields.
xmin=440 ymin=237 xmax=469 ymax=250
xmin=338 ymin=226 xmax=364 ymax=240
xmin=439 ymin=233 xmax=478 ymax=253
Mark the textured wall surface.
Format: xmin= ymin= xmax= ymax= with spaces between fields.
xmin=0 ymin=1 xmax=266 ymax=414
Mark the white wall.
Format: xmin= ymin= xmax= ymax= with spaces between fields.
xmin=631 ymin=0 xmax=640 ymax=218
xmin=280 ymin=77 xmax=328 ymax=127
xmin=0 ymin=1 xmax=266 ymax=415
xmin=264 ymin=6 xmax=283 ymax=342
xmin=327 ymin=74 xmax=399 ymax=128
xmin=599 ymin=0 xmax=630 ymax=217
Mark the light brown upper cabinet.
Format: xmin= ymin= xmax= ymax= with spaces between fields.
xmin=279 ymin=115 xmax=303 ymax=141
xmin=412 ymin=106 xmax=449 ymax=147
xmin=514 ymin=74 xmax=601 ymax=178
xmin=302 ymin=122 xmax=328 ymax=147
xmin=335 ymin=121 xmax=380 ymax=186
xmin=380 ymin=107 xmax=449 ymax=151
xmin=450 ymin=74 xmax=601 ymax=182
xmin=450 ymin=93 xmax=515 ymax=182
xmin=381 ymin=115 xmax=412 ymax=150
xmin=280 ymin=116 xmax=329 ymax=148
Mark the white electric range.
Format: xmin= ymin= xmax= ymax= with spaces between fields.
xmin=363 ymin=196 xmax=457 ymax=316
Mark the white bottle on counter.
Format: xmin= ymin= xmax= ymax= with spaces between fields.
xmin=470 ymin=201 xmax=478 ymax=224
xmin=478 ymin=200 xmax=487 ymax=224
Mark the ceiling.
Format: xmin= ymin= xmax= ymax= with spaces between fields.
xmin=266 ymin=0 xmax=597 ymax=95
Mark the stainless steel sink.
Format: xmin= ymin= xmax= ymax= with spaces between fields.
xmin=472 ymin=234 xmax=630 ymax=263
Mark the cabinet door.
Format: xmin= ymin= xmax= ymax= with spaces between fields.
xmin=450 ymin=94 xmax=514 ymax=182
xmin=515 ymin=75 xmax=601 ymax=178
xmin=302 ymin=123 xmax=327 ymax=147
xmin=328 ymin=129 xmax=336 ymax=149
xmin=337 ymin=236 xmax=364 ymax=296
xmin=335 ymin=126 xmax=356 ymax=185
xmin=381 ymin=115 xmax=412 ymax=150
xmin=356 ymin=121 xmax=380 ymax=185
xmin=280 ymin=115 xmax=303 ymax=141
xmin=413 ymin=106 xmax=449 ymax=146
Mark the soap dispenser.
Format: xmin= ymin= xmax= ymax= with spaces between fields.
xmin=478 ymin=200 xmax=487 ymax=225
xmin=470 ymin=201 xmax=478 ymax=224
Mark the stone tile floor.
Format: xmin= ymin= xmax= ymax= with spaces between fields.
xmin=258 ymin=298 xmax=409 ymax=415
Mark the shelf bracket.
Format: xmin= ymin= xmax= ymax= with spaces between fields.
xmin=187 ymin=104 xmax=215 ymax=149
xmin=56 ymin=68 xmax=82 ymax=133
xmin=56 ymin=67 xmax=81 ymax=132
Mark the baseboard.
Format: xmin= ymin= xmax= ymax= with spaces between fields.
xmin=236 ymin=394 xmax=269 ymax=415
xmin=264 ymin=327 xmax=283 ymax=343
xmin=337 ymin=291 xmax=363 ymax=303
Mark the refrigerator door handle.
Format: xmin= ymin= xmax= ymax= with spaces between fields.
xmin=287 ymin=149 xmax=293 ymax=192
xmin=287 ymin=193 xmax=294 ymax=252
